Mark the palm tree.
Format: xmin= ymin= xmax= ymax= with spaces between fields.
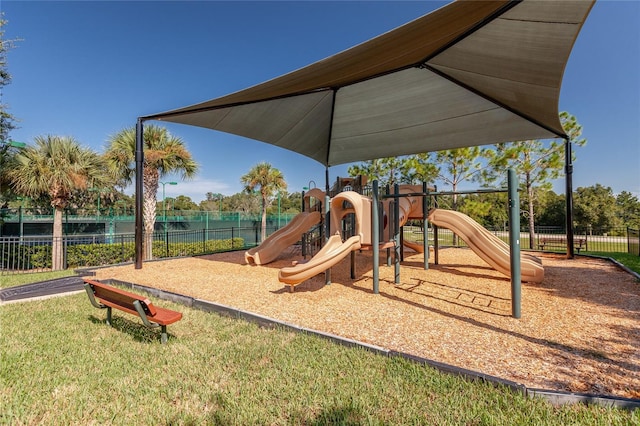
xmin=241 ymin=162 xmax=287 ymax=242
xmin=8 ymin=135 xmax=108 ymax=270
xmin=104 ymin=125 xmax=198 ymax=260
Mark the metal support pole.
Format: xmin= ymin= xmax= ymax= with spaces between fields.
xmin=350 ymin=251 xmax=356 ymax=279
xmin=400 ymin=226 xmax=404 ymax=262
xmin=422 ymin=181 xmax=429 ymax=270
xmin=324 ymin=194 xmax=331 ymax=285
xmin=301 ymin=190 xmax=307 ymax=258
xmin=433 ymin=185 xmax=439 ymax=265
xmin=565 ymin=137 xmax=575 ymax=259
xmin=394 ymin=183 xmax=400 ymax=284
xmin=134 ymin=118 xmax=144 ymax=269
xmin=372 ymin=180 xmax=380 ymax=294
xmin=324 ymin=168 xmax=331 ymax=285
xmin=508 ymin=169 xmax=521 ymax=319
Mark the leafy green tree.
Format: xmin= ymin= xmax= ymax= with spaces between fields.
xmin=457 ymin=192 xmax=508 ymax=229
xmin=573 ymin=184 xmax=622 ymax=231
xmin=104 ymin=125 xmax=198 ymax=260
xmin=8 ymin=136 xmax=108 ymax=269
xmin=535 ymin=190 xmax=565 ymax=227
xmin=348 ymin=155 xmax=438 ymax=189
xmin=171 ymin=195 xmax=198 ymax=211
xmin=616 ymin=191 xmax=640 ymax=227
xmin=0 ymin=16 xmax=22 ymax=205
xmin=0 ymin=142 xmax=22 ymax=203
xmin=279 ymin=191 xmax=302 ymax=214
xmin=266 ymin=191 xmax=302 ymax=216
xmin=225 ymin=192 xmax=260 ymax=216
xmin=0 ymin=16 xmax=20 ymax=144
xmin=111 ymin=193 xmax=135 ymax=216
xmin=400 ymin=153 xmax=439 ymax=185
xmin=435 ymin=147 xmax=490 ymax=211
xmin=487 ymin=112 xmax=585 ymax=248
xmin=348 ymin=157 xmax=403 ymax=187
xmin=240 ymin=162 xmax=287 ymax=242
xmin=432 ymin=147 xmax=491 ymax=245
xmin=199 ymin=192 xmax=224 ymax=213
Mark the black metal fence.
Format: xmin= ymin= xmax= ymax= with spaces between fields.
xmin=403 ymin=225 xmax=639 ymax=255
xmin=2 ymin=224 xmax=638 ymax=275
xmin=629 ymin=228 xmax=640 ymax=256
xmin=0 ymin=225 xmax=275 ymax=275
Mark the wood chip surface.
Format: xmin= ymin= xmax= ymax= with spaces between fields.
xmin=93 ymin=247 xmax=640 ymax=399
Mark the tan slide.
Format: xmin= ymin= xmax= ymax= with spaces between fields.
xmin=278 ymin=234 xmax=362 ymax=286
xmin=245 ymin=211 xmax=322 ymax=265
xmin=403 ymin=239 xmax=426 ymax=253
xmin=427 ymin=209 xmax=544 ymax=283
xmin=278 ymin=191 xmax=370 ymax=287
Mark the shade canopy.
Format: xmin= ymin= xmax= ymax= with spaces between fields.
xmin=144 ymin=0 xmax=594 ymax=167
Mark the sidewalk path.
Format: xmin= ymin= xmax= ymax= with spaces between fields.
xmin=0 ymin=276 xmax=85 ymax=304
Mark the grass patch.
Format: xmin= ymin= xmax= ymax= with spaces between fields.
xmin=0 ymin=270 xmax=77 ymax=289
xmin=583 ymin=252 xmax=640 ymax=276
xmin=1 ymin=288 xmax=637 ymax=424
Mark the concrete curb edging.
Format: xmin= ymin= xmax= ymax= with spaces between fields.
xmin=102 ymin=278 xmax=640 ymax=410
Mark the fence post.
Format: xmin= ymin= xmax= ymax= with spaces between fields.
xmin=120 ymin=234 xmax=125 ymax=263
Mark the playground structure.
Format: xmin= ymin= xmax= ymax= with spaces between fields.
xmin=277 ymin=184 xmax=440 ymax=285
xmin=247 ymin=171 xmax=541 ymax=319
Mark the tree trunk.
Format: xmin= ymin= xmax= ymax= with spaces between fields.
xmin=452 ymin=185 xmax=459 ymax=246
xmin=527 ymin=177 xmax=536 ymax=249
xmin=143 ymin=168 xmax=159 ymax=260
xmin=261 ymin=195 xmax=267 ymax=242
xmin=52 ymin=206 xmax=64 ymax=271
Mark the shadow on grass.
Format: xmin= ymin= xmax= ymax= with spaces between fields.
xmin=307 ymin=404 xmax=364 ymax=425
xmin=88 ymin=315 xmax=175 ymax=344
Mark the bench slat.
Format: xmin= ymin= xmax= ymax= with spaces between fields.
xmin=91 ymin=283 xmax=157 ymax=316
xmin=96 ymin=298 xmax=182 ymax=325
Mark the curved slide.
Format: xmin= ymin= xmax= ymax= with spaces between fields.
xmin=427 ymin=209 xmax=544 ymax=283
xmin=403 ymin=239 xmax=426 ymax=253
xmin=245 ymin=211 xmax=321 ymax=265
xmin=277 ymin=191 xmax=369 ymax=287
xmin=278 ymin=234 xmax=362 ymax=285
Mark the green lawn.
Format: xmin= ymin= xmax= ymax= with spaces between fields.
xmin=583 ymin=252 xmax=640 ymax=275
xmin=0 ymin=270 xmax=77 ymax=289
xmin=1 ymin=285 xmax=637 ymax=424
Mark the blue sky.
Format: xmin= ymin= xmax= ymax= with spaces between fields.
xmin=3 ymin=1 xmax=639 ymax=202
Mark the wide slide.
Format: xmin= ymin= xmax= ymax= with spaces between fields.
xmin=403 ymin=239 xmax=426 ymax=253
xmin=428 ymin=209 xmax=544 ymax=283
xmin=278 ymin=191 xmax=369 ymax=287
xmin=245 ymin=211 xmax=321 ymax=265
xmin=278 ymin=234 xmax=362 ymax=286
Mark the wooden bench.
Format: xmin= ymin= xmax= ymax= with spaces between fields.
xmin=83 ymin=279 xmax=182 ymax=344
xmin=538 ymin=236 xmax=586 ymax=253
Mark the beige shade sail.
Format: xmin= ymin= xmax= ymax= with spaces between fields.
xmin=143 ymin=0 xmax=595 ymax=167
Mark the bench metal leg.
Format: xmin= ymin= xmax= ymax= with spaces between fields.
xmin=84 ymin=283 xmax=113 ymax=326
xmin=161 ymin=325 xmax=168 ymax=344
xmin=133 ymin=300 xmax=167 ymax=344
